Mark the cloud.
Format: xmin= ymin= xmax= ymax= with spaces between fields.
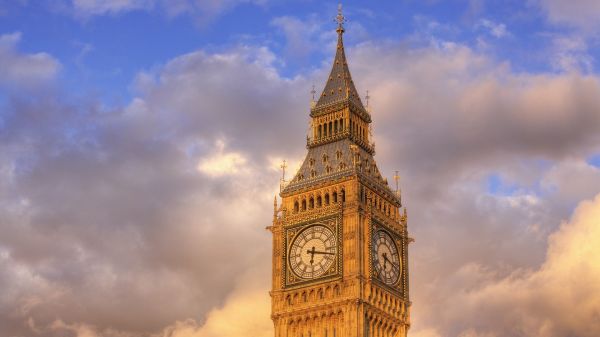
xmin=156 ymin=269 xmax=271 ymax=337
xmin=67 ymin=0 xmax=267 ymax=23
xmin=539 ymin=0 xmax=600 ymax=31
xmin=548 ymin=34 xmax=593 ymax=72
xmin=2 ymin=25 xmax=600 ymax=337
xmin=71 ymin=0 xmax=152 ymax=16
xmin=270 ymin=15 xmax=334 ymax=63
xmin=0 ymin=41 xmax=292 ymax=336
xmin=0 ymin=32 xmax=60 ymax=89
xmin=197 ymin=139 xmax=248 ymax=177
xmin=477 ymin=19 xmax=509 ymax=38
xmin=413 ymin=193 xmax=600 ymax=337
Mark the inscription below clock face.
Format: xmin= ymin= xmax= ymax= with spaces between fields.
xmin=289 ymin=224 xmax=337 ymax=280
xmin=372 ymin=229 xmax=401 ymax=285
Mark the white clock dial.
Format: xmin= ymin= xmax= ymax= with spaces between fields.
xmin=372 ymin=229 xmax=401 ymax=285
xmin=289 ymin=225 xmax=337 ymax=279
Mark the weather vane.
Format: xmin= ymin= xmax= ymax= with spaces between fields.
xmin=366 ymin=90 xmax=370 ymax=107
xmin=311 ymin=85 xmax=316 ymax=101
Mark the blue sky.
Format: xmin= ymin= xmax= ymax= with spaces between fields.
xmin=1 ymin=1 xmax=600 ymax=337
xmin=2 ymin=0 xmax=599 ymax=103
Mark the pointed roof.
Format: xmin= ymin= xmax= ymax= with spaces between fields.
xmin=313 ymin=7 xmax=366 ymax=112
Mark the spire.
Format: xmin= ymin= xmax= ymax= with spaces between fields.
xmin=313 ymin=4 xmax=366 ymax=112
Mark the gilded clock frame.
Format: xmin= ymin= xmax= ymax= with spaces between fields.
xmin=283 ymin=214 xmax=343 ymax=288
xmin=369 ymin=218 xmax=406 ymax=295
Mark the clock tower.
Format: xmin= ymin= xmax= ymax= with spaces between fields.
xmin=269 ymin=6 xmax=411 ymax=337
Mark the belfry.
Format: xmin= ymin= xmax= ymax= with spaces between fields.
xmin=269 ymin=5 xmax=411 ymax=337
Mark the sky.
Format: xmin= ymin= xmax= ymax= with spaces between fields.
xmin=1 ymin=0 xmax=600 ymax=337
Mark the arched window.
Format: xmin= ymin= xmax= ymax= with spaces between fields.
xmin=340 ymin=119 xmax=344 ymax=132
xmin=329 ymin=122 xmax=332 ymax=136
xmin=333 ymin=192 xmax=338 ymax=203
xmin=294 ymin=201 xmax=299 ymax=213
xmin=334 ymin=120 xmax=338 ymax=133
xmin=318 ymin=125 xmax=322 ymax=138
xmin=302 ymin=292 xmax=307 ymax=302
xmin=317 ymin=195 xmax=322 ymax=207
xmin=309 ymin=197 xmax=314 ymax=209
xmin=302 ymin=199 xmax=307 ymax=211
xmin=325 ymin=193 xmax=330 ymax=205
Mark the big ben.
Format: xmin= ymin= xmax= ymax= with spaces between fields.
xmin=269 ymin=5 xmax=411 ymax=337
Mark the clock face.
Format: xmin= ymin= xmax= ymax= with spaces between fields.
xmin=372 ymin=230 xmax=401 ymax=285
xmin=289 ymin=224 xmax=337 ymax=279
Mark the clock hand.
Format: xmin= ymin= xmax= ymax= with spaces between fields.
xmin=311 ymin=250 xmax=336 ymax=255
xmin=383 ymin=253 xmax=400 ymax=271
xmin=306 ymin=246 xmax=316 ymax=265
xmin=382 ymin=252 xmax=388 ymax=270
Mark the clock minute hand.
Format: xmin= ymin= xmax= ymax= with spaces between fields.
xmin=383 ymin=253 xmax=400 ymax=271
xmin=311 ymin=250 xmax=335 ymax=255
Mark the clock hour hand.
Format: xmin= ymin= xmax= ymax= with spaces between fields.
xmin=307 ymin=246 xmax=316 ymax=265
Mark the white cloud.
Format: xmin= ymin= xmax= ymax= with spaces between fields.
xmin=549 ymin=34 xmax=593 ymax=72
xmin=0 ymin=32 xmax=60 ymax=88
xmin=197 ymin=140 xmax=248 ymax=177
xmin=539 ymin=0 xmax=600 ymax=30
xmin=445 ymin=193 xmax=600 ymax=336
xmin=156 ymin=270 xmax=271 ymax=337
xmin=68 ymin=0 xmax=267 ymax=23
xmin=478 ymin=19 xmax=509 ymax=38
xmin=71 ymin=0 xmax=152 ymax=16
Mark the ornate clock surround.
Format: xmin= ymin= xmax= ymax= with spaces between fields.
xmin=369 ymin=219 xmax=407 ymax=296
xmin=283 ymin=213 xmax=343 ymax=288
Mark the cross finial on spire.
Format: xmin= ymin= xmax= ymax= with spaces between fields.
xmin=280 ymin=160 xmax=287 ymax=181
xmin=311 ymin=85 xmax=316 ymax=101
xmin=335 ymin=3 xmax=346 ymax=33
xmin=366 ymin=90 xmax=370 ymax=107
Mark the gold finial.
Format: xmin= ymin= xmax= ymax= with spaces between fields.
xmin=365 ymin=90 xmax=370 ymax=107
xmin=393 ymin=171 xmax=400 ymax=196
xmin=335 ymin=3 xmax=346 ymax=33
